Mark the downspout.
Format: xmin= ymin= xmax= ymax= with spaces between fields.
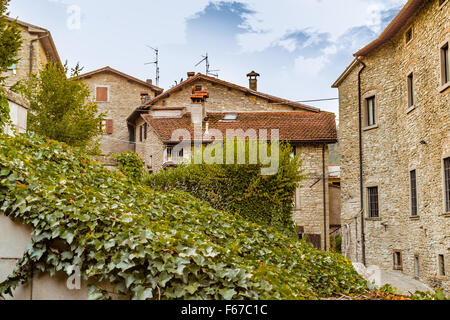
xmin=357 ymin=57 xmax=367 ymax=266
xmin=322 ymin=143 xmax=327 ymax=251
xmin=29 ymin=33 xmax=50 ymax=74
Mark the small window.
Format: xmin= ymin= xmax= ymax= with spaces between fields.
xmin=414 ymin=255 xmax=421 ymax=278
xmin=441 ymin=42 xmax=449 ymax=86
xmin=144 ymin=123 xmax=148 ymax=140
xmin=96 ymin=87 xmax=108 ymax=102
xmin=139 ymin=125 xmax=143 ymax=142
xmin=165 ymin=147 xmax=173 ymax=162
xmin=365 ymin=96 xmax=376 ymax=127
xmin=407 ymin=73 xmax=414 ymax=107
xmin=405 ymin=27 xmax=413 ymax=44
xmin=444 ymin=157 xmax=450 ymax=212
xmin=438 ymin=254 xmax=446 ymax=276
xmin=195 ymin=85 xmax=202 ymax=92
xmin=393 ymin=251 xmax=403 ymax=270
xmin=368 ymin=186 xmax=379 ymax=218
xmin=105 ymin=119 xmax=113 ymax=135
xmin=410 ymin=170 xmax=418 ymax=216
xmin=223 ymin=113 xmax=238 ymax=121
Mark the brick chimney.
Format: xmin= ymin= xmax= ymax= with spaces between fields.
xmin=146 ymin=79 xmax=153 ymax=85
xmin=187 ymin=72 xmax=195 ymax=79
xmin=247 ymin=71 xmax=260 ymax=91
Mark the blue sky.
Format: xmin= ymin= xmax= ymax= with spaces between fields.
xmin=8 ymin=0 xmax=407 ymax=114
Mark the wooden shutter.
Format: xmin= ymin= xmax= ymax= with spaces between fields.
xmin=105 ymin=119 xmax=113 ymax=135
xmin=96 ymin=87 xmax=108 ymax=102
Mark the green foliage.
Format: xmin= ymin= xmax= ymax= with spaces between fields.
xmin=13 ymin=62 xmax=104 ymax=150
xmin=114 ymin=151 xmax=147 ymax=183
xmin=330 ymin=235 xmax=342 ymax=253
xmin=409 ymin=289 xmax=448 ymax=301
xmin=0 ymin=133 xmax=367 ymax=300
xmin=0 ymin=0 xmax=22 ymax=129
xmin=146 ymin=141 xmax=304 ymax=235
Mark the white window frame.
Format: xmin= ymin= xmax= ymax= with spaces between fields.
xmin=439 ymin=38 xmax=450 ymax=92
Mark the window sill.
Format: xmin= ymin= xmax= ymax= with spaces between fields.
xmin=363 ymin=124 xmax=379 ymax=132
xmin=406 ymin=105 xmax=416 ymax=114
xmin=366 ymin=217 xmax=381 ymax=221
xmin=410 ymin=215 xmax=420 ymax=220
xmin=439 ymin=82 xmax=450 ymax=93
xmin=441 ymin=212 xmax=450 ymax=218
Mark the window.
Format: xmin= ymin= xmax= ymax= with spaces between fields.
xmin=222 ymin=113 xmax=238 ymax=121
xmin=438 ymin=254 xmax=446 ymax=276
xmin=407 ymin=73 xmax=414 ymax=108
xmin=365 ymin=96 xmax=376 ymax=127
xmin=410 ymin=170 xmax=418 ymax=216
xmin=367 ymin=187 xmax=379 ymax=218
xmin=105 ymin=119 xmax=113 ymax=135
xmin=393 ymin=251 xmax=403 ymax=270
xmin=139 ymin=125 xmax=143 ymax=142
xmin=96 ymin=86 xmax=108 ymax=102
xmin=441 ymin=42 xmax=449 ymax=86
xmin=164 ymin=147 xmax=173 ymax=162
xmin=445 ymin=157 xmax=450 ymax=212
xmin=405 ymin=27 xmax=413 ymax=44
xmin=195 ymin=85 xmax=202 ymax=92
xmin=144 ymin=123 xmax=148 ymax=140
xmin=414 ymin=255 xmax=421 ymax=278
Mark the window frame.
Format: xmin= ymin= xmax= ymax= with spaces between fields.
xmin=405 ymin=26 xmax=414 ymax=45
xmin=407 ymin=72 xmax=415 ymax=110
xmin=410 ymin=169 xmax=419 ymax=217
xmin=367 ymin=186 xmax=380 ymax=218
xmin=438 ymin=254 xmax=446 ymax=277
xmin=95 ymin=85 xmax=110 ymax=103
xmin=439 ymin=39 xmax=450 ymax=92
xmin=444 ymin=157 xmax=450 ymax=213
xmin=393 ymin=250 xmax=403 ymax=271
xmin=364 ymin=96 xmax=377 ymax=129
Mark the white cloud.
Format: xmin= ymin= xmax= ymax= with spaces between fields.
xmin=294 ymin=55 xmax=329 ymax=77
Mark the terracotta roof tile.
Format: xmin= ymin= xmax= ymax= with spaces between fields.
xmin=142 ymin=111 xmax=337 ymax=143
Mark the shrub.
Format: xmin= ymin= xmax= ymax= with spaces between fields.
xmin=0 ymin=133 xmax=367 ymax=300
xmin=146 ymin=141 xmax=305 ymax=235
xmin=114 ymin=151 xmax=146 ymax=183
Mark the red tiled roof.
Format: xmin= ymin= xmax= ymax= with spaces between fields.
xmin=142 ymin=111 xmax=337 ymax=143
xmin=142 ymin=73 xmax=320 ymax=113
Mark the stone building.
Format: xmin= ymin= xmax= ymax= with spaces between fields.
xmin=77 ymin=66 xmax=163 ymax=155
xmin=3 ymin=89 xmax=29 ymax=135
xmin=3 ymin=17 xmax=61 ymax=87
xmin=127 ymin=72 xmax=338 ymax=250
xmin=333 ymin=0 xmax=449 ymax=292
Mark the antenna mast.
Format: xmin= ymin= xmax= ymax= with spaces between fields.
xmin=195 ymin=53 xmax=219 ymax=78
xmin=145 ymin=46 xmax=160 ymax=86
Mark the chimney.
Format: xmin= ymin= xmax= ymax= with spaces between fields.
xmin=140 ymin=91 xmax=150 ymax=104
xmin=146 ymin=79 xmax=153 ymax=85
xmin=247 ymin=71 xmax=260 ymax=91
xmin=187 ymin=72 xmax=195 ymax=79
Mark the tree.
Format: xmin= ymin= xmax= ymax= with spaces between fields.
xmin=0 ymin=0 xmax=22 ymax=129
xmin=15 ymin=61 xmax=104 ymax=151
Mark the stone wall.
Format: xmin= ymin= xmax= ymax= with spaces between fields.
xmin=292 ymin=143 xmax=330 ymax=250
xmin=3 ymin=25 xmax=50 ymax=88
xmin=152 ymin=79 xmax=296 ymax=112
xmin=81 ymin=73 xmax=158 ymax=155
xmin=337 ymin=0 xmax=449 ymax=292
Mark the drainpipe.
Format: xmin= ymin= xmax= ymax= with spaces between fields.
xmin=357 ymin=57 xmax=367 ymax=266
xmin=322 ymin=143 xmax=327 ymax=251
xmin=29 ymin=33 xmax=49 ymax=74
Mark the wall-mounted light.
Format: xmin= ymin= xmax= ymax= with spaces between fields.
xmin=420 ymin=140 xmax=427 ymax=145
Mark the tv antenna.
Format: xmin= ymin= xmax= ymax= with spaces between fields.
xmin=145 ymin=45 xmax=160 ymax=86
xmin=195 ymin=53 xmax=219 ymax=78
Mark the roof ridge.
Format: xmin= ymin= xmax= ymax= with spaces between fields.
xmin=143 ymin=73 xmax=320 ymax=113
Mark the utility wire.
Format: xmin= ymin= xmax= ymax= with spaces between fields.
xmin=295 ymin=98 xmax=339 ymax=103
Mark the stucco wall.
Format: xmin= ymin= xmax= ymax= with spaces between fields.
xmin=337 ymin=0 xmax=449 ymax=292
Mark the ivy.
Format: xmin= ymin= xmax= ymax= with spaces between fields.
xmin=114 ymin=151 xmax=146 ymax=183
xmin=0 ymin=133 xmax=368 ymax=300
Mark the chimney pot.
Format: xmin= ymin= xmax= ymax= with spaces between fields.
xmin=187 ymin=72 xmax=195 ymax=79
xmin=246 ymin=71 xmax=260 ymax=91
xmin=146 ymin=79 xmax=153 ymax=85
